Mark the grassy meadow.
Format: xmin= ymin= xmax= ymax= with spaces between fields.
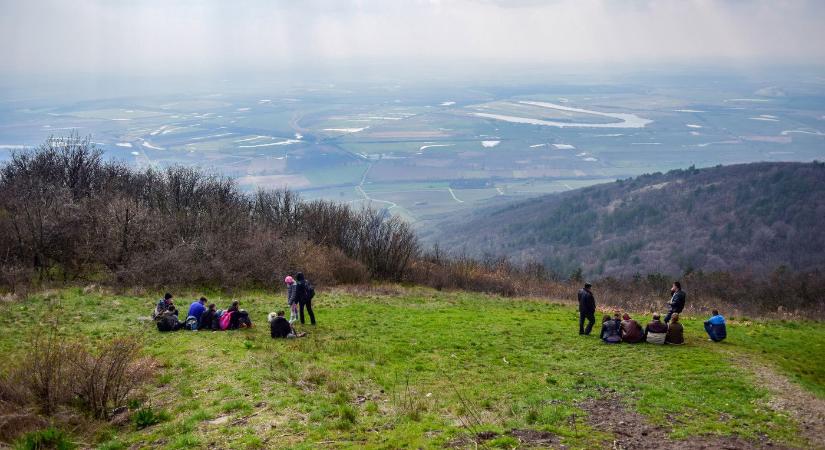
xmin=1 ymin=286 xmax=823 ymax=449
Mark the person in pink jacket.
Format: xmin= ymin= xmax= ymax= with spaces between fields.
xmin=284 ymin=275 xmax=298 ymax=324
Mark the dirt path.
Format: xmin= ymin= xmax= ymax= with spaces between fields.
xmin=577 ymin=346 xmax=825 ymax=450
xmin=720 ymin=350 xmax=825 ymax=450
xmin=579 ymin=395 xmax=778 ymax=449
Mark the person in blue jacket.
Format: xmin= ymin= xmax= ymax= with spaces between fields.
xmin=187 ymin=297 xmax=208 ymax=329
xmin=704 ymin=309 xmax=727 ymax=342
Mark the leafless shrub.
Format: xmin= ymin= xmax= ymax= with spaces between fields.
xmin=17 ymin=333 xmax=78 ymax=416
xmin=0 ymin=407 xmax=47 ymax=444
xmin=70 ymin=337 xmax=157 ymax=419
xmin=0 ymin=136 xmax=418 ymax=290
xmin=0 ymin=334 xmax=156 ymax=423
xmin=329 ymin=248 xmax=370 ymax=284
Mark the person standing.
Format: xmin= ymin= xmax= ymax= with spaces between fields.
xmin=578 ymin=283 xmax=596 ymax=335
xmin=295 ymin=272 xmax=316 ymax=325
xmin=285 ymin=275 xmax=299 ymax=324
xmin=665 ymin=281 xmax=686 ymax=324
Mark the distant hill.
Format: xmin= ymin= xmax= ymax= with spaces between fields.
xmin=431 ymin=162 xmax=825 ymax=278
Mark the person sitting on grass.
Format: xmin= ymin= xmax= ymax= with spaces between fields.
xmin=704 ymin=310 xmax=727 ymax=342
xmin=186 ymin=297 xmax=207 ymax=330
xmin=269 ymin=311 xmax=306 ymax=339
xmin=600 ymin=314 xmax=622 ymax=344
xmin=155 ymin=303 xmax=181 ymax=332
xmin=644 ymin=313 xmax=668 ymax=344
xmin=666 ymin=313 xmax=685 ymax=345
xmin=199 ymin=303 xmax=219 ymax=331
xmin=226 ymin=300 xmax=241 ymax=329
xmin=153 ymin=292 xmax=174 ymax=319
xmin=620 ymin=313 xmax=645 ymax=343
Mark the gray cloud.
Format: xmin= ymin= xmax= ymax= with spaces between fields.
xmin=1 ymin=0 xmax=824 ymax=77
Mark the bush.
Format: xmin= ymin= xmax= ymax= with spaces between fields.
xmin=131 ymin=407 xmax=169 ymax=430
xmin=71 ymin=337 xmax=157 ymax=419
xmin=0 ymin=334 xmax=157 ymax=435
xmin=335 ymin=405 xmax=357 ymax=429
xmin=329 ymin=249 xmax=369 ymax=284
xmin=16 ymin=333 xmax=78 ymax=416
xmin=14 ymin=427 xmax=75 ymax=450
xmin=0 ymin=135 xmax=419 ymax=290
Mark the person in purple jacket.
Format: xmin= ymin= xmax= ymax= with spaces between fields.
xmin=186 ymin=297 xmax=207 ymax=330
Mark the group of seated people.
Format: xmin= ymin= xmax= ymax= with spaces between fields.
xmin=600 ymin=310 xmax=727 ymax=344
xmin=152 ymin=293 xmax=307 ymax=340
xmin=153 ymin=293 xmax=252 ymax=332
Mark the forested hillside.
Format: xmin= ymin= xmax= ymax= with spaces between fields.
xmin=433 ymin=162 xmax=825 ymax=278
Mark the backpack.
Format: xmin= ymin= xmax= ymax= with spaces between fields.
xmin=156 ymin=314 xmax=178 ymax=332
xmin=219 ymin=311 xmax=233 ymax=330
xmin=184 ymin=316 xmax=199 ymax=331
xmin=306 ymin=284 xmax=315 ymax=301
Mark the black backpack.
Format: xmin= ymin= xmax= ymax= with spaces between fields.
xmin=156 ymin=314 xmax=178 ymax=332
xmin=306 ymin=284 xmax=315 ymax=301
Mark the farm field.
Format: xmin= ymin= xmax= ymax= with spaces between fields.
xmin=2 ymin=75 xmax=824 ymax=228
xmin=0 ymin=75 xmax=825 ymax=232
xmin=1 ymin=286 xmax=823 ymax=449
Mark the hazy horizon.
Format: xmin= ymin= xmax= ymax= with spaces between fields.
xmin=1 ymin=0 xmax=823 ymax=226
xmin=2 ymin=0 xmax=825 ymax=82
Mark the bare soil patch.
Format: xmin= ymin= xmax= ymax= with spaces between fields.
xmin=723 ymin=351 xmax=825 ymax=450
xmin=579 ymin=396 xmax=782 ymax=449
xmin=445 ymin=428 xmax=558 ymax=448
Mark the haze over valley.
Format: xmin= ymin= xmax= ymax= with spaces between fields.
xmin=2 ymin=72 xmax=824 ymax=232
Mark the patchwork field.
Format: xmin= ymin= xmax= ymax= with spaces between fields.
xmin=1 ymin=77 xmax=824 ymax=227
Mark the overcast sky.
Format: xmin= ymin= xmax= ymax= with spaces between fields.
xmin=1 ymin=0 xmax=824 ymax=78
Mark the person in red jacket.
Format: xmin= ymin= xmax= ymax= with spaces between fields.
xmin=620 ymin=313 xmax=644 ymax=343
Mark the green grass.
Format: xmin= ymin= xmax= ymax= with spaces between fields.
xmin=731 ymin=319 xmax=825 ymax=397
xmin=1 ymin=287 xmax=822 ymax=449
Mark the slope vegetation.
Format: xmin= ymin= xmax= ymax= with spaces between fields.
xmin=434 ymin=162 xmax=825 ymax=278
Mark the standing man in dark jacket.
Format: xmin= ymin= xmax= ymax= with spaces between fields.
xmin=578 ymin=283 xmax=596 ymax=335
xmin=665 ymin=281 xmax=686 ymax=324
xmin=295 ymin=272 xmax=316 ymax=325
